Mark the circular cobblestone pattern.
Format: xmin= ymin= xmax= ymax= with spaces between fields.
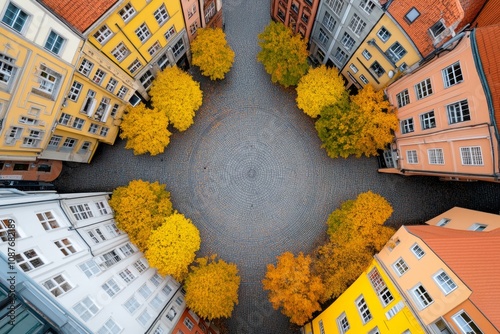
xmin=55 ymin=1 xmax=500 ymax=333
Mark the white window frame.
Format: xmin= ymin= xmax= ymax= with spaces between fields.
xmin=73 ymin=297 xmax=100 ymax=322
xmin=69 ymin=203 xmax=94 ymax=220
xmin=434 ymin=270 xmax=457 ymax=295
xmin=396 ymin=89 xmax=410 ymax=108
xmin=393 ymin=258 xmax=409 ymax=276
xmin=460 ymin=146 xmax=483 ymax=166
xmin=452 ymin=310 xmax=483 ymax=334
xmin=360 ymin=0 xmax=376 ymax=14
xmin=415 ymin=78 xmax=433 ymax=99
xmin=124 ymin=296 xmax=140 ymax=314
xmin=94 ymin=25 xmax=113 ymax=45
xmin=16 ymin=249 xmax=45 ymax=272
xmin=362 ymin=49 xmax=372 ymax=60
xmin=368 ymin=268 xmax=394 ymax=306
xmin=54 ymin=238 xmax=77 ymax=256
xmin=102 ymin=278 xmax=122 ymax=298
xmin=406 ymin=150 xmax=418 ymax=164
xmin=137 ymin=308 xmax=152 ymax=327
xmin=184 ymin=317 xmax=194 ymax=330
xmin=412 ymin=284 xmax=433 ymax=309
xmin=322 ymin=11 xmax=336 ymax=32
xmin=377 ymin=27 xmax=391 ymax=42
xmin=356 ymin=296 xmax=372 ymax=324
xmin=111 ymin=42 xmax=130 ymax=62
xmin=349 ymin=63 xmax=358 ymax=73
xmin=318 ymin=28 xmax=329 ymax=46
xmin=420 ymin=110 xmax=436 ymax=130
xmin=442 ymin=62 xmax=463 ymax=88
xmin=128 ymin=58 xmax=143 ymax=74
xmin=154 ymin=4 xmax=169 ymax=26
xmin=348 ymin=13 xmax=366 ymax=36
xmin=411 ymin=243 xmax=426 ymax=259
xmin=44 ymin=30 xmax=65 ymax=55
xmin=97 ymin=318 xmax=121 ymax=334
xmin=341 ymin=32 xmax=355 ymax=51
xmin=68 ymin=80 xmax=83 ymax=101
xmin=119 ymin=3 xmax=136 ymax=22
xmin=428 ymin=148 xmax=444 ymax=165
xmin=42 ymin=274 xmax=73 ymax=297
xmin=78 ymin=59 xmax=94 ymax=77
xmin=36 ymin=211 xmax=60 ymax=230
xmin=119 ymin=268 xmax=136 ymax=284
xmin=135 ymin=23 xmax=151 ymax=43
xmin=79 ymin=259 xmax=101 ymax=277
xmin=469 ymin=223 xmax=487 ymax=231
xmin=2 ymin=3 xmax=29 ymax=34
xmin=447 ymin=100 xmax=470 ymax=124
xmin=359 ymin=74 xmax=369 ymax=84
xmin=400 ymin=118 xmax=414 ymax=134
xmin=337 ymin=313 xmax=350 ymax=333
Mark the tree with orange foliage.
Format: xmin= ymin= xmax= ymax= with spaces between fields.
xmin=262 ymin=252 xmax=325 ymax=326
xmin=192 ymin=28 xmax=235 ymax=80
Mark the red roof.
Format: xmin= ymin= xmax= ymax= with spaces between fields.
xmin=472 ymin=0 xmax=500 ymax=27
xmin=406 ymin=225 xmax=500 ymax=330
xmin=474 ymin=24 xmax=500 ymax=135
xmin=38 ymin=0 xmax=118 ymax=33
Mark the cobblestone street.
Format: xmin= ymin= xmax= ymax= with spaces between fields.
xmin=55 ymin=1 xmax=500 ymax=333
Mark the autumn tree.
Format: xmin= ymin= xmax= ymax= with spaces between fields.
xmin=315 ymin=84 xmax=398 ymax=158
xmin=296 ymin=66 xmax=346 ymax=118
xmin=257 ymin=21 xmax=309 ymax=87
xmin=145 ymin=212 xmax=201 ymax=281
xmin=191 ymin=28 xmax=235 ymax=80
xmin=262 ymin=252 xmax=325 ymax=326
xmin=150 ymin=66 xmax=203 ymax=132
xmin=109 ymin=180 xmax=173 ymax=252
xmin=184 ymin=255 xmax=240 ymax=320
xmin=119 ymin=103 xmax=171 ymax=156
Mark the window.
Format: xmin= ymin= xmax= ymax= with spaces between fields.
xmin=111 ymin=104 xmax=120 ymax=118
xmin=405 ymin=7 xmax=420 ymax=23
xmin=165 ymin=26 xmax=176 ymax=40
xmin=54 ymin=238 xmax=77 ymax=256
xmin=69 ymin=204 xmax=93 ymax=220
xmin=334 ymin=48 xmax=347 ymax=66
xmin=434 ymin=271 xmax=457 ymax=294
xmin=175 ymin=296 xmax=183 ymax=305
xmin=124 ymin=296 xmax=140 ymax=314
xmin=420 ymin=111 xmax=436 ymax=130
xmin=100 ymin=250 xmax=121 ymax=269
xmin=154 ymin=4 xmax=169 ymax=26
xmin=119 ymin=243 xmax=135 ymax=256
xmin=447 ymin=100 xmax=470 ymax=124
xmin=128 ymin=59 xmax=143 ymax=74
xmin=322 ymin=11 xmax=336 ymax=32
xmin=453 ymin=311 xmax=483 ymax=334
xmin=301 ymin=12 xmax=309 ymax=24
xmin=44 ymin=31 xmax=65 ymax=55
xmin=119 ymin=268 xmax=136 ymax=283
xmin=72 ymin=117 xmax=85 ymax=130
xmin=359 ymin=75 xmax=369 ymax=84
xmin=411 ymin=243 xmax=426 ymax=258
xmin=68 ymin=81 xmax=83 ymax=101
xmin=377 ymin=27 xmax=391 ymax=42
xmin=356 ymin=296 xmax=372 ymax=323
xmin=189 ymin=21 xmax=199 ymax=35
xmin=43 ymin=275 xmax=72 ymax=297
xmin=393 ymin=258 xmax=409 ymax=275
xmin=16 ymin=249 xmax=44 ymax=271
xmin=106 ymin=78 xmax=118 ymax=93
xmin=436 ymin=218 xmax=450 ymax=226
xmin=102 ymin=278 xmax=121 ymax=297
xmin=36 ymin=66 xmax=60 ymax=97
xmin=428 ymin=148 xmax=444 ymax=165
xmin=362 ymin=49 xmax=372 ymax=60
xmin=406 ymin=150 xmax=418 ymax=164
xmin=92 ymin=69 xmax=106 ymax=85
xmin=188 ymin=4 xmax=197 ymax=18
xmin=119 ymin=3 xmax=136 ymax=22
xmin=412 ymin=284 xmax=433 ymax=308
xmin=78 ymin=59 xmax=94 ymax=76
xmin=318 ymin=28 xmax=329 ymax=46
xmin=415 ymin=78 xmax=433 ymax=99
xmin=134 ymin=259 xmax=148 ymax=273
xmin=135 ymin=23 xmax=151 ymax=43
xmin=337 ymin=313 xmax=349 ymax=333
xmin=430 ymin=20 xmax=446 ymax=38
xmin=184 ymin=318 xmax=194 ymax=330
xmin=0 ymin=53 xmax=16 ymax=87
xmin=88 ymin=123 xmax=99 ymax=134
xmin=140 ymin=70 xmax=154 ymax=90
xmin=73 ymin=297 xmax=99 ymax=322
xmin=151 ymin=294 xmax=165 ymax=310
xmin=349 ymin=14 xmax=366 ymax=35
xmin=79 ymin=141 xmax=91 ymax=153
xmin=148 ymin=41 xmax=161 ymax=56
xmin=396 ymin=89 xmax=410 ymax=108
xmin=172 ymin=39 xmax=185 ymax=58
xmin=370 ymin=61 xmax=385 ymax=77
xmin=19 ymin=116 xmax=37 ymax=125
xmin=291 ymin=2 xmax=299 ymax=13
xmin=360 ymin=0 xmax=376 ymax=13
xmin=469 ymin=223 xmax=487 ymax=231
xmin=2 ymin=3 xmax=28 ymax=33
xmin=319 ymin=320 xmax=325 ymax=334
xmin=138 ymin=309 xmax=152 ymax=326
xmin=162 ymin=284 xmax=172 ymax=296
xmin=327 ymin=0 xmax=343 ymax=16
xmin=94 ymin=25 xmax=113 ymax=44
xmin=35 ymin=211 xmax=59 ymax=230
xmin=205 ymin=1 xmax=216 ymax=23
xmin=400 ymin=118 xmax=414 ymax=134
xmin=368 ymin=327 xmax=380 ymax=334
xmin=111 ymin=43 xmax=130 ymax=62
xmin=341 ymin=32 xmax=355 ymax=50
xmin=166 ymin=306 xmax=176 ymax=321
xmin=349 ymin=64 xmax=358 ymax=73
xmin=87 ymin=228 xmax=106 ymax=243
xmin=97 ymin=318 xmax=121 ymax=334
xmin=79 ymin=259 xmax=101 ymax=277
xmin=1 ymin=218 xmax=20 ymax=241
xmin=95 ymin=201 xmax=111 ymax=215
xmin=386 ymin=42 xmax=407 ymax=62
xmin=150 ymin=273 xmax=162 ymax=287
xmin=117 ymin=86 xmax=128 ymax=99
xmin=105 ymin=223 xmax=120 ymax=237
xmin=460 ymin=147 xmax=483 ymax=166
xmin=442 ymin=62 xmax=463 ymax=87
xmin=368 ymin=268 xmax=394 ymax=306
xmin=100 ymin=127 xmax=109 ymax=137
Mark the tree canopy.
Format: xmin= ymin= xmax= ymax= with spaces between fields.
xmin=296 ymin=66 xmax=346 ymax=118
xmin=257 ymin=21 xmax=309 ymax=87
xmin=191 ymin=28 xmax=235 ymax=80
xmin=150 ymin=66 xmax=203 ymax=132
xmin=119 ymin=103 xmax=171 ymax=156
xmin=184 ymin=255 xmax=240 ymax=320
xmin=262 ymin=252 xmax=325 ymax=326
xmin=315 ymin=84 xmax=398 ymax=158
xmin=109 ymin=180 xmax=173 ymax=252
xmin=145 ymin=212 xmax=201 ymax=281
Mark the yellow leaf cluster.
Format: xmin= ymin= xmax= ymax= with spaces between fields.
xmin=296 ymin=66 xmax=346 ymax=118
xmin=262 ymin=252 xmax=325 ymax=326
xmin=109 ymin=180 xmax=173 ymax=252
xmin=257 ymin=22 xmax=309 ymax=87
xmin=150 ymin=66 xmax=203 ymax=132
xmin=119 ymin=103 xmax=171 ymax=156
xmin=184 ymin=255 xmax=240 ymax=320
xmin=145 ymin=212 xmax=201 ymax=281
xmin=192 ymin=28 xmax=235 ymax=80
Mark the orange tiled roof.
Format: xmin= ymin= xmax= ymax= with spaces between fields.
xmin=388 ymin=0 xmax=486 ymax=57
xmin=38 ymin=0 xmax=118 ymax=33
xmin=406 ymin=225 xmax=500 ymax=330
xmin=474 ymin=24 xmax=500 ymax=135
xmin=472 ymin=0 xmax=500 ymax=27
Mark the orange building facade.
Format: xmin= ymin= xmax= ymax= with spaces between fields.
xmin=270 ymin=0 xmax=319 ymax=41
xmin=380 ymin=25 xmax=500 ymax=183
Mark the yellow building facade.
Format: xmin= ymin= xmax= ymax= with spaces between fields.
xmin=303 ymin=260 xmax=425 ymax=334
xmin=342 ymin=13 xmax=421 ymax=92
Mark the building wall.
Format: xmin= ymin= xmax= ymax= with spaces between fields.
xmin=425 ymin=207 xmax=500 ymax=231
xmin=181 ymin=0 xmax=201 ymax=42
xmin=271 ymin=0 xmax=319 ymax=41
xmin=443 ymin=299 xmax=499 ymax=334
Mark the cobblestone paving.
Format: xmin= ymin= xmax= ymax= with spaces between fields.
xmin=55 ymin=1 xmax=500 ymax=333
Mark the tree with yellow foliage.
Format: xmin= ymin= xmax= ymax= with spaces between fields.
xmin=150 ymin=66 xmax=203 ymax=132
xmin=145 ymin=212 xmax=201 ymax=281
xmin=184 ymin=255 xmax=240 ymax=320
xmin=119 ymin=103 xmax=171 ymax=156
xmin=296 ymin=66 xmax=346 ymax=118
xmin=257 ymin=22 xmax=309 ymax=87
xmin=109 ymin=180 xmax=173 ymax=253
xmin=192 ymin=28 xmax=235 ymax=80
xmin=262 ymin=252 xmax=325 ymax=326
